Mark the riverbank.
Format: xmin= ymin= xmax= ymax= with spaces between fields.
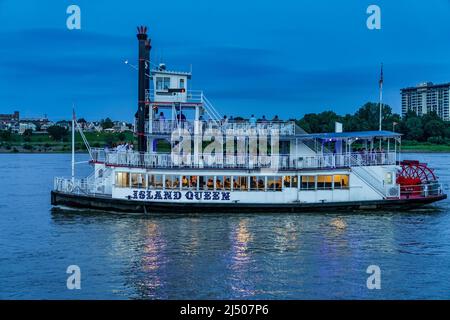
xmin=400 ymin=142 xmax=450 ymax=153
xmin=0 ymin=131 xmax=136 ymax=153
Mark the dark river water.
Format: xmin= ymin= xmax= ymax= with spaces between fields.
xmin=1 ymin=153 xmax=450 ymax=299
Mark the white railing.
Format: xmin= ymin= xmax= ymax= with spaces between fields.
xmin=146 ymin=119 xmax=297 ymax=135
xmin=91 ymin=149 xmax=398 ymax=170
xmin=400 ymin=182 xmax=444 ymax=198
xmin=54 ymin=177 xmax=93 ymax=195
xmin=145 ymin=89 xmax=203 ymax=104
xmin=54 ymin=176 xmax=112 ymax=196
xmin=201 ymin=94 xmax=222 ymax=122
xmin=145 ymin=120 xmax=194 ymax=134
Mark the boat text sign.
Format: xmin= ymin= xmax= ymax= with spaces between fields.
xmin=126 ymin=189 xmax=231 ymax=202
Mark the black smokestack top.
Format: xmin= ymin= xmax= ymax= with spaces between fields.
xmin=136 ymin=26 xmax=150 ymax=152
xmin=137 ymin=26 xmax=148 ymax=40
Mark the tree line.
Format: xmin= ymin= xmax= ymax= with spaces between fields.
xmin=296 ymin=102 xmax=450 ymax=144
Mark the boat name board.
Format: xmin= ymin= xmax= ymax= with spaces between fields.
xmin=127 ymin=189 xmax=231 ymax=201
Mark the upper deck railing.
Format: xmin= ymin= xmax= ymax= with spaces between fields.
xmin=91 ymin=149 xmax=398 ymax=170
xmin=145 ymin=119 xmax=297 ymax=135
xmin=146 ymin=89 xmax=203 ymax=104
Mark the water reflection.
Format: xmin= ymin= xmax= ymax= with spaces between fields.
xmin=231 ymin=219 xmax=252 ymax=266
xmin=274 ymin=219 xmax=299 ymax=253
xmin=48 ymin=208 xmax=449 ymax=298
xmin=142 ymin=222 xmax=165 ymax=271
xmin=330 ymin=217 xmax=347 ymax=231
xmin=228 ymin=218 xmax=257 ymax=297
xmin=131 ymin=220 xmax=168 ymax=298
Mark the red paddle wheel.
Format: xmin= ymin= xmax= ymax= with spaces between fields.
xmin=396 ymin=160 xmax=437 ymax=197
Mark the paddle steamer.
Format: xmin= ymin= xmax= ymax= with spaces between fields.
xmin=51 ymin=26 xmax=446 ymax=213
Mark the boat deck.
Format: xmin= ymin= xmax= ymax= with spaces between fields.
xmin=91 ymin=149 xmax=398 ymax=170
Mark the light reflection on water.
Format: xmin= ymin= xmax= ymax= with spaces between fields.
xmin=1 ymin=153 xmax=450 ymax=299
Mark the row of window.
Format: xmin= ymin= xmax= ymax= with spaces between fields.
xmin=115 ymin=172 xmax=349 ymax=191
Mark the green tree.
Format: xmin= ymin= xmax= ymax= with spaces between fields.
xmin=352 ymin=102 xmax=394 ymax=131
xmin=424 ymin=120 xmax=445 ymax=139
xmin=404 ymin=117 xmax=424 ymax=141
xmin=23 ymin=129 xmax=33 ymax=142
xmin=0 ymin=129 xmax=12 ymax=142
xmin=297 ymin=111 xmax=341 ymax=133
xmin=47 ymin=125 xmax=69 ymax=141
xmin=100 ymin=118 xmax=114 ymax=129
xmin=118 ymin=132 xmax=126 ymax=141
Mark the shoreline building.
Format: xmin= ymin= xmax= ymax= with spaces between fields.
xmin=0 ymin=111 xmax=19 ymax=123
xmin=401 ymin=82 xmax=450 ymax=120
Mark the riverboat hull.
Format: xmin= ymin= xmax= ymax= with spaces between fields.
xmin=51 ymin=190 xmax=447 ymax=214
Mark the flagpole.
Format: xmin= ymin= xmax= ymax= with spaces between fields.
xmin=72 ymin=106 xmax=75 ymax=184
xmin=378 ymin=63 xmax=383 ymax=131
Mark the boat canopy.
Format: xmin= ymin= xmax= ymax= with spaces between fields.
xmin=295 ymin=130 xmax=402 ymax=141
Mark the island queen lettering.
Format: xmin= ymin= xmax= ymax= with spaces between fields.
xmin=127 ymin=190 xmax=231 ymax=202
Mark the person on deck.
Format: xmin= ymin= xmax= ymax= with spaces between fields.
xmin=158 ymin=112 xmax=165 ymax=132
xmin=177 ymin=112 xmax=186 ymax=122
xmin=222 ymin=115 xmax=228 ymax=128
xmin=249 ymin=115 xmax=256 ymax=127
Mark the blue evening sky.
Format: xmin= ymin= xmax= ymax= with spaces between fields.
xmin=0 ymin=0 xmax=449 ymax=121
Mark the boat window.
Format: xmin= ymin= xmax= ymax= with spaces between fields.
xmin=165 ymin=175 xmax=180 ymax=189
xmin=181 ymin=175 xmax=197 ymax=190
xmin=156 ymin=77 xmax=170 ymax=90
xmin=115 ymin=172 xmax=130 ymax=188
xmin=131 ymin=173 xmax=146 ymax=188
xmin=283 ymin=176 xmax=291 ymax=188
xmin=385 ymin=172 xmax=393 ymax=185
xmin=334 ymin=175 xmax=349 ymax=189
xmin=149 ymin=175 xmax=163 ymax=189
xmin=223 ymin=176 xmax=232 ymax=191
xmin=148 ymin=175 xmax=155 ymax=188
xmin=276 ymin=176 xmax=282 ymax=191
xmin=269 ymin=176 xmax=282 ymax=191
xmin=283 ymin=176 xmax=298 ymax=188
xmin=233 ymin=176 xmax=239 ymax=190
xmin=235 ymin=176 xmax=248 ymax=191
xmin=200 ymin=176 xmax=214 ymax=190
xmin=300 ymin=176 xmax=315 ymax=190
xmin=179 ymin=78 xmax=185 ymax=89
xmin=291 ymin=176 xmax=298 ymax=188
xmin=258 ymin=177 xmax=265 ymax=190
xmin=199 ymin=176 xmax=205 ymax=190
xmin=190 ymin=176 xmax=198 ymax=190
xmin=155 ymin=175 xmax=163 ymax=188
xmin=216 ymin=176 xmax=224 ymax=190
xmin=317 ymin=175 xmax=333 ymax=190
xmin=181 ymin=176 xmax=190 ymax=189
xmin=250 ymin=176 xmax=264 ymax=191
